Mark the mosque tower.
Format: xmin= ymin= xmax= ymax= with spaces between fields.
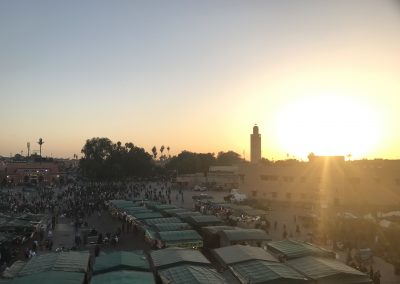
xmin=250 ymin=124 xmax=261 ymax=163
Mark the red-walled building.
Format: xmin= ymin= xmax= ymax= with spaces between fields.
xmin=5 ymin=162 xmax=63 ymax=185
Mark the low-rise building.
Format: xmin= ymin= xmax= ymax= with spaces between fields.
xmin=238 ymin=157 xmax=400 ymax=207
xmin=176 ymin=166 xmax=239 ymax=190
xmin=5 ymin=161 xmax=63 ymax=185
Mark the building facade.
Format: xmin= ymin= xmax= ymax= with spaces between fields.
xmin=5 ymin=162 xmax=63 ymax=185
xmin=238 ymin=157 xmax=400 ymax=207
xmin=176 ymin=166 xmax=239 ymax=190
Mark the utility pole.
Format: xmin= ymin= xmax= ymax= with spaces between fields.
xmin=27 ymin=142 xmax=30 ymax=157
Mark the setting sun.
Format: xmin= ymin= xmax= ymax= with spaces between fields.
xmin=274 ymin=95 xmax=383 ymax=159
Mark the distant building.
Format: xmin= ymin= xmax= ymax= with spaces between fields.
xmin=5 ymin=162 xmax=63 ymax=185
xmin=250 ymin=125 xmax=261 ymax=163
xmin=238 ymin=157 xmax=400 ymax=207
xmin=176 ymin=166 xmax=239 ymax=190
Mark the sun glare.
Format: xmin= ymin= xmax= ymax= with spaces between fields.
xmin=274 ymin=95 xmax=382 ymax=159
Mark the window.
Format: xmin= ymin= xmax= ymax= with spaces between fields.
xmin=271 ymin=192 xmax=278 ymax=198
xmin=396 ymin=179 xmax=400 ymax=186
xmin=374 ymin=177 xmax=381 ymax=184
xmin=300 ymin=176 xmax=307 ymax=183
xmin=252 ymin=190 xmax=258 ymax=197
xmin=283 ymin=176 xmax=295 ymax=182
xmin=260 ymin=175 xmax=279 ymax=181
xmin=301 ymin=193 xmax=307 ymax=199
xmin=286 ymin=193 xmax=292 ymax=200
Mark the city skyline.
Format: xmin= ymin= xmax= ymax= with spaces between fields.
xmin=1 ymin=1 xmax=400 ymax=160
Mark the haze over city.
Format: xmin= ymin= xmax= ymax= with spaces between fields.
xmin=1 ymin=0 xmax=400 ymax=160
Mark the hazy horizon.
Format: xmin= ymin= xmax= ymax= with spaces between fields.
xmin=1 ymin=1 xmax=400 ymax=160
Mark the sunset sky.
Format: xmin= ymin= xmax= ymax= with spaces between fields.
xmin=1 ymin=1 xmax=399 ymax=160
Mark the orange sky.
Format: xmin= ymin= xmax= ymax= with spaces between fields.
xmin=1 ymin=1 xmax=400 ymax=160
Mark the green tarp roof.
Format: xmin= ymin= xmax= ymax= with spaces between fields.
xmin=175 ymin=212 xmax=202 ymax=219
xmin=16 ymin=213 xmax=46 ymax=223
xmin=130 ymin=212 xmax=163 ymax=220
xmin=151 ymin=248 xmax=210 ymax=269
xmin=267 ymin=240 xmax=334 ymax=260
xmin=0 ymin=232 xmax=14 ymax=244
xmin=18 ymin=251 xmax=90 ymax=276
xmin=0 ymin=218 xmax=33 ymax=230
xmin=213 ymin=245 xmax=278 ymax=266
xmin=153 ymin=223 xmax=192 ymax=232
xmin=161 ymin=208 xmax=188 ymax=216
xmin=159 ymin=230 xmax=202 ymax=243
xmin=219 ymin=229 xmax=270 ymax=242
xmin=91 ymin=270 xmax=155 ymax=284
xmin=143 ymin=227 xmax=159 ymax=241
xmin=186 ymin=215 xmax=225 ymax=227
xmin=152 ymin=205 xmax=177 ymax=211
xmin=231 ymin=260 xmax=311 ymax=284
xmin=93 ymin=251 xmax=150 ymax=274
xmin=138 ymin=201 xmax=160 ymax=206
xmin=159 ymin=265 xmax=228 ymax=284
xmin=11 ymin=271 xmax=85 ymax=284
xmin=201 ymin=226 xmax=238 ymax=235
xmin=123 ymin=207 xmax=150 ymax=214
xmin=288 ymin=256 xmax=372 ymax=284
xmin=145 ymin=217 xmax=181 ymax=225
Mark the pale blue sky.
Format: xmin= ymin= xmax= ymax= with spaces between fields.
xmin=1 ymin=1 xmax=400 ymax=159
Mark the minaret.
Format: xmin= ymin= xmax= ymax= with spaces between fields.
xmin=250 ymin=124 xmax=261 ymax=163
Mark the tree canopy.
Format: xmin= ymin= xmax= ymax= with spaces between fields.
xmin=79 ymin=138 xmax=244 ymax=179
xmin=80 ymin=137 xmax=153 ymax=180
xmin=216 ymin=151 xmax=243 ymax=165
xmin=164 ymin=150 xmax=243 ymax=174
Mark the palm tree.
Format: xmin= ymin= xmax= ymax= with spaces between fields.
xmin=38 ymin=138 xmax=44 ymax=158
xmin=151 ymin=146 xmax=157 ymax=160
xmin=160 ymin=145 xmax=165 ymax=160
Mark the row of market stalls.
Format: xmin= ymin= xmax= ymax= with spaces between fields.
xmin=0 ymin=251 xmax=90 ymax=284
xmin=0 ymin=243 xmax=372 ymax=284
xmin=107 ymin=199 xmax=271 ymax=250
xmin=0 ymin=213 xmax=49 ymax=265
xmin=150 ymin=248 xmax=229 ymax=284
xmin=212 ymin=241 xmax=372 ymax=284
xmin=105 ymin=200 xmax=372 ymax=283
xmin=92 ymin=251 xmax=154 ymax=284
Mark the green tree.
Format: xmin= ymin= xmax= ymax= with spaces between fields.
xmin=38 ymin=138 xmax=44 ymax=158
xmin=165 ymin=151 xmax=216 ymax=174
xmin=80 ymin=137 xmax=154 ymax=180
xmin=216 ymin=151 xmax=243 ymax=165
xmin=152 ymin=146 xmax=158 ymax=160
xmin=80 ymin=137 xmax=113 ymax=179
xmin=160 ymin=145 xmax=165 ymax=160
